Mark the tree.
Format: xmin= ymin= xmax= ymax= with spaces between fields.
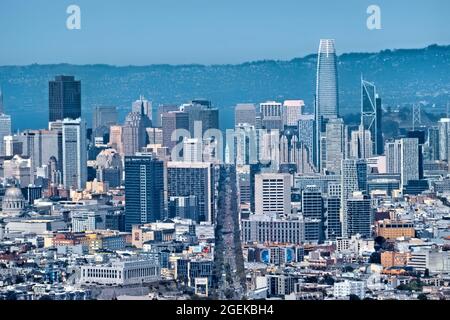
xmin=369 ymin=252 xmax=381 ymax=264
xmin=349 ymin=294 xmax=361 ymax=301
xmin=417 ymin=293 xmax=428 ymax=301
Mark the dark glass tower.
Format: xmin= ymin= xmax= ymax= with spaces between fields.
xmin=124 ymin=154 xmax=164 ymax=232
xmin=49 ymin=75 xmax=81 ymax=122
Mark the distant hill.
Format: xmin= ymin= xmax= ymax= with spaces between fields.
xmin=1 ymin=44 xmax=450 ymax=131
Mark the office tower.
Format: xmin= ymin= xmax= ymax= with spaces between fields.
xmin=237 ymin=165 xmax=251 ymax=207
xmin=315 ymin=39 xmax=339 ymax=170
xmin=49 ymin=75 xmax=81 ymax=122
xmin=427 ymin=127 xmax=440 ymax=161
xmin=167 ymin=162 xmax=215 ymax=223
xmin=260 ymin=101 xmax=283 ymax=130
xmin=325 ymin=118 xmax=345 ymax=174
xmin=350 ymin=125 xmax=373 ymax=159
xmin=19 ymin=129 xmax=62 ymax=174
xmin=346 ymin=192 xmax=372 ymax=238
xmin=298 ymin=114 xmax=316 ymax=168
xmin=109 ymin=125 xmax=123 ymax=155
xmin=182 ymin=101 xmax=219 ymax=136
xmin=283 ymin=100 xmax=305 ymax=126
xmin=232 ymin=123 xmax=259 ymax=166
xmin=183 ymin=138 xmax=202 ymax=162
xmin=235 ymin=103 xmax=257 ymax=127
xmin=93 ymin=106 xmax=118 ymax=131
xmin=316 ymin=39 xmax=339 ymax=121
xmin=96 ymin=148 xmax=122 ymax=188
xmin=155 ymin=104 xmax=179 ymax=127
xmin=2 ymin=155 xmax=33 ymax=187
xmin=132 ymin=95 xmax=152 ymax=127
xmin=213 ymin=164 xmax=246 ymax=299
xmin=0 ymin=86 xmax=3 ymax=114
xmin=361 ymin=79 xmax=383 ymax=155
xmin=302 ymin=185 xmax=324 ymax=242
xmin=341 ymin=159 xmax=368 ymax=238
xmin=146 ymin=127 xmax=163 ymax=145
xmin=0 ymin=113 xmax=11 ymax=156
xmin=62 ymin=118 xmax=87 ymax=189
xmin=254 ymin=173 xmax=291 ymax=215
xmin=438 ymin=118 xmax=450 ymax=161
xmin=4 ymin=136 xmax=22 ymax=157
xmin=258 ymin=130 xmax=280 ymax=170
xmin=161 ymin=111 xmax=189 ymax=152
xmin=407 ymin=131 xmax=425 ymax=179
xmin=385 ymin=140 xmax=401 ymax=174
xmin=124 ymin=154 xmax=164 ymax=232
xmin=122 ymin=112 xmax=147 ymax=156
xmin=326 ymin=196 xmax=342 ymax=239
xmin=400 ymin=138 xmax=419 ymax=188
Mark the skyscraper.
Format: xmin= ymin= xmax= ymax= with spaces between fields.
xmin=346 ymin=192 xmax=372 ymax=238
xmin=122 ymin=112 xmax=147 ymax=156
xmin=132 ymin=96 xmax=152 ymax=127
xmin=62 ymin=118 xmax=87 ymax=190
xmin=260 ymin=101 xmax=283 ymax=130
xmin=182 ymin=101 xmax=219 ymax=136
xmin=161 ymin=111 xmax=189 ymax=152
xmin=298 ymin=114 xmax=316 ymax=168
xmin=325 ymin=118 xmax=345 ymax=174
xmin=361 ymin=79 xmax=383 ymax=156
xmin=49 ymin=76 xmax=81 ymax=122
xmin=438 ymin=118 xmax=450 ymax=161
xmin=93 ymin=106 xmax=118 ymax=131
xmin=235 ymin=103 xmax=257 ymax=127
xmin=167 ymin=161 xmax=215 ymax=223
xmin=350 ymin=125 xmax=373 ymax=159
xmin=427 ymin=126 xmax=440 ymax=161
xmin=400 ymin=137 xmax=419 ymax=188
xmin=283 ymin=100 xmax=305 ymax=126
xmin=0 ymin=113 xmax=11 ymax=156
xmin=315 ymin=39 xmax=339 ymax=170
xmin=254 ymin=173 xmax=291 ymax=216
xmin=302 ymin=185 xmax=324 ymax=242
xmin=155 ymin=104 xmax=180 ymax=127
xmin=341 ymin=159 xmax=368 ymax=238
xmin=124 ymin=154 xmax=164 ymax=232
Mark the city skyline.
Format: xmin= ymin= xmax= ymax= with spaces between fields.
xmin=1 ymin=3 xmax=450 ymax=305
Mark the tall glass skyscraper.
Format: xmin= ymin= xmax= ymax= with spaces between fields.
xmin=49 ymin=76 xmax=81 ymax=122
xmin=361 ymin=79 xmax=383 ymax=156
xmin=315 ymin=39 xmax=339 ymax=170
xmin=124 ymin=154 xmax=164 ymax=232
xmin=62 ymin=118 xmax=87 ymax=190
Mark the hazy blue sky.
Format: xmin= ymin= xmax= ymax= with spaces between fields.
xmin=0 ymin=0 xmax=449 ymax=65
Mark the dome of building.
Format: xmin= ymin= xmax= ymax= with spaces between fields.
xmin=1 ymin=187 xmax=26 ymax=216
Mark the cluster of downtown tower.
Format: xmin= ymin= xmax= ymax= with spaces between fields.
xmin=1 ymin=39 xmax=449 ymax=300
